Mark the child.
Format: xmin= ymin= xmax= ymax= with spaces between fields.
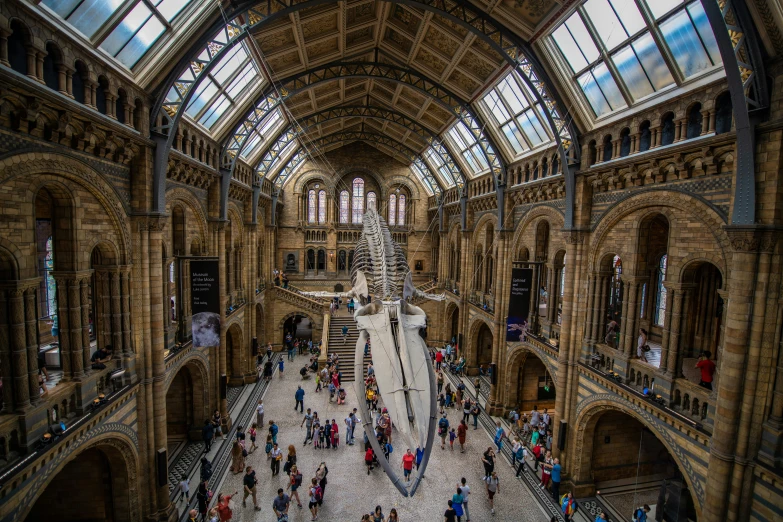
xmin=313 ymin=422 xmax=321 ymax=449
xmin=438 ymin=393 xmax=446 ymax=414
xmin=338 ymin=387 xmax=346 ymax=405
xmin=330 ymin=419 xmax=339 ymax=449
xmin=324 ymin=420 xmax=332 ymax=449
xmin=178 ymin=474 xmax=189 ymax=503
xmin=207 ymin=507 xmax=219 ymax=522
xmin=278 ymin=357 xmax=284 ymax=377
xmin=248 ymin=423 xmax=257 ymax=453
xmin=318 ymin=423 xmax=326 ymax=448
xmin=265 ymin=434 xmax=273 ymax=457
xmin=445 ymin=391 xmax=452 ymax=409
xmin=449 ymin=428 xmax=456 ymax=451
xmin=328 ymin=382 xmax=336 ymax=401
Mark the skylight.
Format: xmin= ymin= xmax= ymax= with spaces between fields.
xmin=424 ymin=147 xmax=456 ymax=188
xmin=447 ymin=122 xmax=489 ymax=177
xmin=481 ymin=72 xmax=552 ymax=157
xmin=410 ymin=163 xmax=436 ymax=196
xmin=240 ymin=109 xmax=284 ymax=162
xmin=184 ymin=43 xmax=260 ymax=130
xmin=551 ymin=0 xmax=720 ymax=118
xmin=263 ymin=140 xmax=298 ymax=180
xmin=41 ymin=0 xmax=195 ymax=68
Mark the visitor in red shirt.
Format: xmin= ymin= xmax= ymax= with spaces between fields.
xmin=695 ymin=351 xmax=716 ymax=390
xmin=435 ymin=350 xmax=444 ymax=370
xmin=365 ymin=447 xmax=375 ymax=474
xmin=402 ymin=448 xmax=415 ymax=480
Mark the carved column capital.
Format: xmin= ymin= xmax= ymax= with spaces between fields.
xmin=724 ymin=225 xmax=779 ymax=253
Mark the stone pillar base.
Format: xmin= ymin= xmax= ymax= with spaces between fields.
xmin=485 ymin=399 xmax=505 ymax=417
xmin=758 ymin=421 xmax=783 ymax=469
xmin=570 ymin=478 xmax=596 ymax=498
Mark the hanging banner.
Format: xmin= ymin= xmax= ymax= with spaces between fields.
xmin=191 ymin=260 xmax=220 ymax=348
xmin=506 ymin=267 xmax=533 ymax=342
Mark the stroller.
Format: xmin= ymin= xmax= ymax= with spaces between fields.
xmin=448 ymin=358 xmax=466 ymax=376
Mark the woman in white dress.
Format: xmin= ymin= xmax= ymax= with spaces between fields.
xmin=637 ymin=328 xmax=648 ymax=362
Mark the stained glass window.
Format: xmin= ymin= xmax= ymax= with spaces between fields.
xmin=398 ymin=195 xmax=406 ymax=226
xmin=44 ymin=236 xmax=57 ymax=318
xmin=352 ymin=178 xmax=364 ymax=224
xmin=308 ymin=189 xmax=316 ymax=224
xmin=339 ymin=191 xmax=349 ymax=223
xmin=388 ymin=195 xmax=397 ymax=226
xmin=318 ymin=190 xmax=327 ymax=224
xmin=654 ymin=255 xmax=668 ymax=326
xmin=367 ymin=192 xmax=377 ymax=211
xmin=42 ymin=0 xmax=195 ymax=69
xmin=550 ymin=0 xmax=719 ymax=118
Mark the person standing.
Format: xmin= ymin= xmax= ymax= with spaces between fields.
xmin=457 ymin=420 xmax=467 ymax=453
xmin=637 ymin=328 xmax=649 ymax=362
xmin=187 ymin=509 xmax=198 ymax=522
xmin=402 ymin=448 xmax=415 ymax=480
xmin=452 ymin=487 xmax=465 ymax=522
xmin=316 ymin=462 xmax=329 ymax=499
xmin=540 ymin=451 xmax=553 ymax=491
xmin=196 ymin=479 xmax=210 ymax=520
xmin=493 ymin=422 xmax=505 ymax=451
xmin=470 ymin=402 xmax=480 ymax=430
xmin=560 ymin=492 xmax=576 ymax=521
xmin=272 ymin=488 xmax=291 ymax=521
xmin=485 ymin=471 xmax=499 ymax=515
xmin=695 ymin=351 xmax=716 ymax=390
xmin=444 ymin=500 xmax=457 ymax=522
xmin=459 ymin=477 xmax=471 ymax=522
xmin=435 ymin=350 xmax=444 ymax=371
xmin=278 ymin=357 xmax=285 ymax=377
xmin=270 ymin=443 xmax=283 ymax=476
xmin=302 ymin=408 xmax=314 ymax=445
xmin=178 ymin=474 xmax=190 ymax=504
xmin=515 ymin=444 xmax=528 ymax=477
xmin=550 ymin=458 xmax=562 ymax=501
xmin=242 ymin=465 xmax=261 ymax=511
xmin=295 ymin=386 xmax=305 ymax=413
xmin=415 ymin=446 xmax=424 ymax=471
xmin=438 ymin=414 xmax=450 ymax=449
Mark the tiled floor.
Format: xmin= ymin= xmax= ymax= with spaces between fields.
xmin=208 ymin=352 xmax=551 ymax=522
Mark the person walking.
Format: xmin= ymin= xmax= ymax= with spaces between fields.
xmin=493 ymin=422 xmax=505 ymax=451
xmin=438 ymin=414 xmax=450 ymax=450
xmin=278 ymin=357 xmax=285 ymax=377
xmin=402 ymin=448 xmax=415 ymax=481
xmin=197 ymin=479 xmax=211 ymax=520
xmin=248 ymin=423 xmax=258 ymax=453
xmin=481 ymin=447 xmax=495 ymax=480
xmin=295 ymin=386 xmax=305 ymax=413
xmin=457 ymin=420 xmax=467 ymax=453
xmin=287 ymin=464 xmax=303 ymax=508
xmin=460 ymin=478 xmax=471 ymax=522
xmin=452 ymin=487 xmax=465 ymax=522
xmin=485 ymin=471 xmax=499 ymax=515
xmin=696 ymin=351 xmax=716 ymax=390
xmin=550 ymin=458 xmax=562 ymax=501
xmin=560 ymin=492 xmax=576 ymax=521
xmin=515 ymin=443 xmax=528 ymax=477
xmin=316 ymin=462 xmax=329 ymax=499
xmin=272 ymin=488 xmax=291 ymax=521
xmin=437 ymin=371 xmax=444 ymax=393
xmin=270 ymin=443 xmax=283 ymax=476
xmin=242 ymin=465 xmax=261 ymax=511
xmin=231 ymin=439 xmax=245 ymax=474
xmin=284 ymin=445 xmax=297 ymax=475
xmin=217 ymin=492 xmax=237 ymax=522
xmin=416 ymin=446 xmax=424 ymax=471
xmin=462 ymin=397 xmax=471 ymax=423
xmin=203 ymin=419 xmax=215 ymax=452
xmin=308 ymin=478 xmax=321 ymax=521
xmin=178 ymin=474 xmax=190 ymax=505
xmin=470 ymin=402 xmax=480 ymax=430
xmin=444 ymin=500 xmax=457 ymax=522
xmin=269 ymin=420 xmax=279 ymax=445
xmin=341 ymin=324 xmax=349 ymax=344
xmin=371 ymin=505 xmax=384 ymax=522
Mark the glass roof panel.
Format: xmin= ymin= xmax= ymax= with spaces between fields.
xmin=410 ymin=163 xmax=436 ymax=196
xmin=648 ymin=0 xmax=684 ymax=19
xmin=42 ymin=0 xmax=126 ymax=38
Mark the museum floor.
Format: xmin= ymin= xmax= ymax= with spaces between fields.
xmin=192 ymin=352 xmax=552 ymax=522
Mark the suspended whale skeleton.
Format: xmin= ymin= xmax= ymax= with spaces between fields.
xmin=302 ymin=209 xmax=444 ymax=496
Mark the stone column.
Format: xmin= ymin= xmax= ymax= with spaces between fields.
xmin=217 ymin=221 xmax=229 ymax=417
xmin=9 ymin=288 xmax=30 ymax=410
xmin=24 ymin=287 xmax=40 ymax=404
xmin=658 ymin=284 xmax=676 ymax=373
xmin=665 ymin=287 xmax=686 ymax=376
xmin=120 ymin=269 xmax=133 ymax=369
xmin=618 ymin=279 xmax=632 ymax=354
xmin=97 ymin=271 xmax=110 ymax=349
xmin=487 ymin=230 xmax=510 ymax=415
xmin=596 ymin=274 xmax=609 ymax=343
xmin=0 ymin=30 xmax=9 ymax=67
xmin=147 ymin=217 xmax=171 ymax=516
xmin=0 ymin=289 xmax=13 ymax=412
xmin=703 ymin=229 xmax=775 ymax=522
xmin=80 ymin=277 xmax=91 ymax=371
xmin=111 ymin=271 xmax=123 ymax=354
xmin=584 ymin=275 xmax=596 ymax=342
xmin=68 ymin=278 xmax=84 ymax=378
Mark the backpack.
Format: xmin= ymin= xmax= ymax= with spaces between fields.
xmin=294 ymin=473 xmax=303 ymax=486
xmin=314 ymin=486 xmax=323 ymax=502
xmin=633 ymin=508 xmax=645 ymax=521
xmin=385 ymin=443 xmax=393 ymax=454
xmin=438 ymin=419 xmax=448 ymax=434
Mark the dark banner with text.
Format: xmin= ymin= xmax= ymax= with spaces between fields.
xmin=506 ymin=267 xmax=532 ymax=342
xmin=191 ymin=260 xmax=220 ymax=348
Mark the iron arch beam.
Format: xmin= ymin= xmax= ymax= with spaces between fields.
xmin=699 ymin=0 xmax=767 ymax=225
xmin=150 ymin=0 xmax=577 ymax=226
xmin=252 ymin=105 xmax=466 ymax=191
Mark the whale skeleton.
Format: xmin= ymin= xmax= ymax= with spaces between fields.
xmin=302 ymin=209 xmax=444 ymax=497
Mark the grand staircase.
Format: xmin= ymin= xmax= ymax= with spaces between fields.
xmin=327 ymin=312 xmax=370 ymax=382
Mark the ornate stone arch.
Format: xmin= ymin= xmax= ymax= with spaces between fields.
xmin=588 ymin=190 xmax=730 ymax=274
xmin=572 ymin=398 xmax=704 ymax=518
xmin=0 ymin=152 xmax=132 ymax=265
xmin=278 ymin=311 xmax=317 ymax=330
xmin=165 ymin=348 xmax=210 ymax=392
xmin=293 ymin=169 xmax=333 ymax=195
xmin=511 ymin=206 xmax=564 ymax=259
xmin=384 ymin=175 xmax=420 ymax=199
xmin=165 ymin=186 xmax=209 ymax=246
xmin=14 ymin=426 xmax=140 ymax=522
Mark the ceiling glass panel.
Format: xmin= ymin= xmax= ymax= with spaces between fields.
xmin=648 ymin=0 xmax=684 ymax=19
xmin=659 ymin=8 xmax=713 ymax=77
xmin=632 ymin=32 xmax=675 ymax=91
xmin=612 ymin=45 xmax=654 ymax=100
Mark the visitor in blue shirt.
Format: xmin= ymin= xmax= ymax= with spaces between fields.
xmin=294 ymin=386 xmax=305 ymax=413
xmin=550 ymin=458 xmax=562 ymax=501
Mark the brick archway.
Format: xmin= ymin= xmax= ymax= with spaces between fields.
xmin=503 ymin=345 xmax=557 ymax=414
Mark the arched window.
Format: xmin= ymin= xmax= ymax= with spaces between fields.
xmin=367 ymin=191 xmax=377 ymax=211
xmin=318 ymin=190 xmax=327 ymax=224
xmin=352 ymin=178 xmax=364 ymax=223
xmin=388 ymin=194 xmax=397 ymax=226
xmin=398 ymin=194 xmax=406 ymax=225
xmin=44 ymin=237 xmax=57 ymax=318
xmin=307 ymin=189 xmax=316 ymax=223
xmin=654 ymin=254 xmax=668 ymax=326
xmin=339 ymin=191 xmax=349 ymax=223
